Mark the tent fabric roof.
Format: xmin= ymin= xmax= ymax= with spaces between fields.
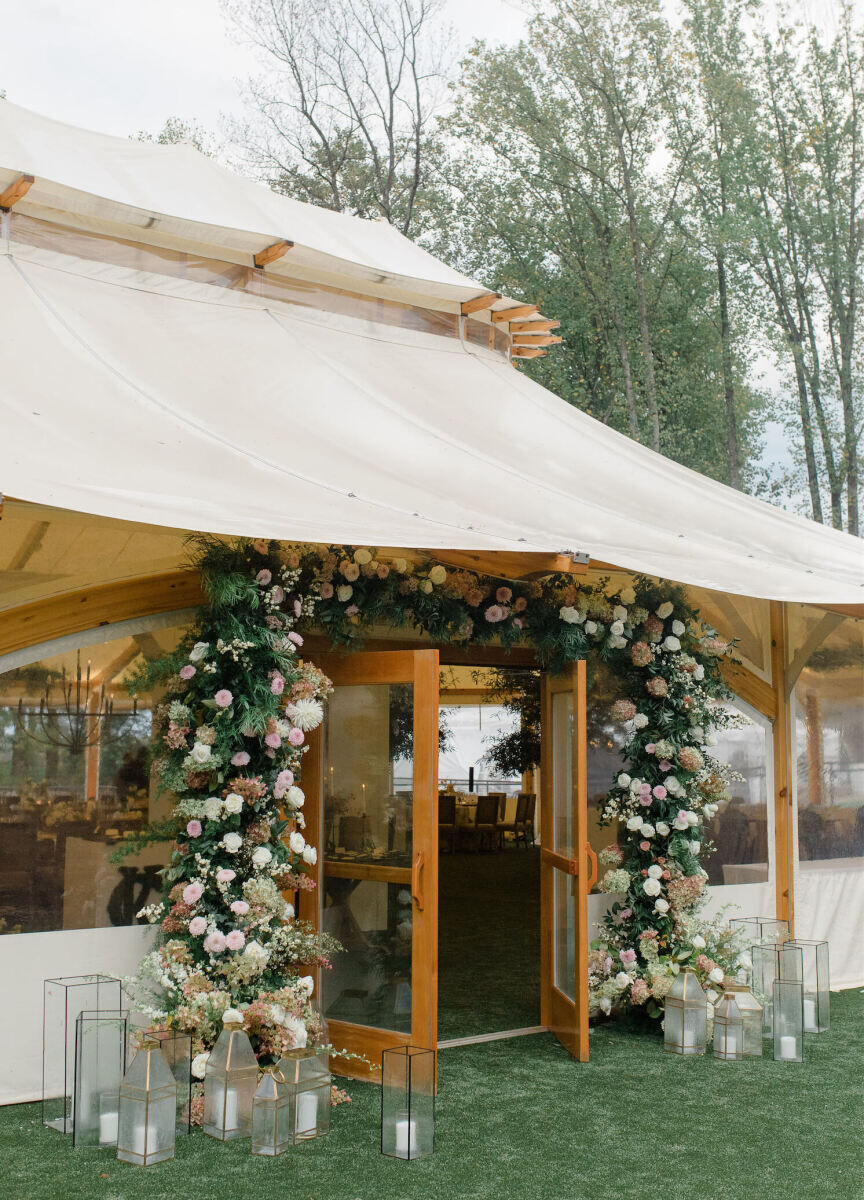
xmin=0 ymin=101 xmax=509 ymax=306
xmin=1 ymin=237 xmax=861 ymax=604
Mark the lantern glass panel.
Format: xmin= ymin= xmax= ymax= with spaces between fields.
xmin=148 ymin=1030 xmax=192 ymax=1135
xmin=752 ymin=943 xmax=803 ymax=1035
xmin=381 ymin=1045 xmax=435 ymax=1160
xmin=42 ymin=974 xmax=120 ymax=1133
xmin=72 ymin=1009 xmax=128 ymax=1147
xmin=773 ymin=979 xmax=804 ymax=1062
xmin=788 ymin=939 xmax=830 ymax=1033
xmin=713 ymin=995 xmax=744 ymax=1060
xmin=203 ymin=1023 xmax=258 ymax=1141
xmin=275 ymin=1047 xmax=332 ymax=1143
xmin=723 ymin=985 xmax=763 ymax=1056
xmin=663 ymin=970 xmax=707 ymax=1055
xmin=117 ymin=1044 xmax=176 ymax=1166
xmin=251 ymin=1069 xmax=293 ymax=1157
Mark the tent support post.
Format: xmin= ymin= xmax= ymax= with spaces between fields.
xmin=770 ymin=600 xmax=794 ymax=933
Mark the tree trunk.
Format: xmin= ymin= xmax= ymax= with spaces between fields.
xmin=788 ymin=334 xmax=824 ymax=524
xmin=716 ymin=252 xmax=740 ymax=488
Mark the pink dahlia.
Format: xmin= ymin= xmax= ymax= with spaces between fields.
xmin=179 ymin=665 xmax=196 ymax=680
xmin=652 ymin=785 xmax=667 ymax=799
xmin=288 ymin=631 xmax=303 ymax=645
xmin=215 ymin=869 xmax=236 ymax=884
xmin=188 ymin=917 xmax=207 ymax=936
xmin=270 ymin=673 xmax=285 ymax=695
xmin=214 ymin=689 xmax=233 ymax=708
xmin=203 ymin=931 xmax=226 ymax=954
xmin=186 ymin=820 xmax=202 ymax=838
xmin=265 ymin=732 xmax=281 ymax=749
xmin=225 ymin=930 xmax=246 ymax=951
xmin=182 ymin=882 xmax=203 ymax=904
xmin=231 ymin=751 xmax=250 ymax=767
xmin=256 ymin=569 xmax=272 ymax=585
xmin=230 ymin=900 xmax=250 ymax=916
xmin=288 ymin=727 xmax=305 ymax=746
xmin=496 ymin=586 xmax=512 ymax=603
xmin=620 ymin=948 xmax=637 ymax=966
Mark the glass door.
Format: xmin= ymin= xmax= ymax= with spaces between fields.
xmin=540 ymin=661 xmax=594 ymax=1060
xmin=300 ymin=650 xmax=439 ymax=1075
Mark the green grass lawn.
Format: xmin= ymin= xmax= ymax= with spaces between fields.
xmin=4 ymin=988 xmax=862 ymax=1200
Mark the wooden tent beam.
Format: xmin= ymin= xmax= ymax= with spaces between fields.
xmin=512 ymin=335 xmax=562 ymax=347
xmin=491 ymin=304 xmax=539 ymax=324
xmin=461 ymin=292 xmax=501 ymax=315
xmin=510 ymin=320 xmax=560 ymax=333
xmin=0 ymin=173 xmax=34 ymax=210
xmin=416 ymin=549 xmax=588 ymax=579
xmin=512 ymin=347 xmax=546 ymax=359
xmin=253 ymin=239 xmax=294 ymax=268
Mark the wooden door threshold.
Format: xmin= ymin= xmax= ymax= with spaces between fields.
xmin=437 ymin=1025 xmax=546 ymax=1049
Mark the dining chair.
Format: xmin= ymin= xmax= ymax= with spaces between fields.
xmin=498 ymin=793 xmax=528 ymax=849
xmin=472 ymin=794 xmax=500 ymax=852
xmin=515 ymin=794 xmax=536 ymax=848
xmin=339 ymin=815 xmax=365 ymax=851
xmin=438 ymin=794 xmax=456 ymax=854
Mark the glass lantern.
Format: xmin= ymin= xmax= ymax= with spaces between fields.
xmin=773 ymin=979 xmax=804 ymax=1063
xmin=730 ymin=916 xmax=790 ymax=945
xmin=147 ymin=1030 xmax=192 ymax=1135
xmin=663 ymin=970 xmax=707 ymax=1056
xmin=723 ymin=984 xmax=763 ymax=1057
xmin=42 ymin=974 xmax=121 ymax=1134
xmin=203 ymin=1018 xmax=258 ymax=1141
xmin=251 ymin=1067 xmax=292 ymax=1156
xmin=713 ymin=994 xmax=744 ymax=1061
xmin=788 ymin=939 xmax=830 ymax=1033
xmin=752 ymin=942 xmax=803 ymax=1036
xmin=273 ymin=1045 xmax=332 ymax=1144
xmin=72 ymin=1009 xmax=129 ymax=1148
xmin=381 ymin=1045 xmax=435 ymax=1160
xmin=117 ymin=1038 xmax=177 ymax=1166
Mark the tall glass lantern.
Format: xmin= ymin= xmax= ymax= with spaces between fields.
xmin=203 ymin=1015 xmax=258 ymax=1141
xmin=117 ymin=1038 xmax=177 ymax=1166
xmin=42 ymin=975 xmax=121 ymax=1134
xmin=723 ymin=984 xmax=763 ymax=1056
xmin=752 ymin=942 xmax=803 ymax=1036
xmin=381 ymin=1045 xmax=435 ymax=1160
xmin=147 ymin=1030 xmax=192 ymax=1136
xmin=251 ymin=1066 xmax=296 ymax=1156
xmin=773 ymin=979 xmax=805 ymax=1063
xmin=713 ymin=994 xmax=744 ymax=1061
xmin=273 ymin=1045 xmax=332 ymax=1144
xmin=72 ymin=1009 xmax=129 ymax=1147
xmin=730 ymin=916 xmax=790 ymax=945
xmin=663 ymin=970 xmax=707 ymax=1056
xmin=788 ymin=939 xmax=830 ymax=1033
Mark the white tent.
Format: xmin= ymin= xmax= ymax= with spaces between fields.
xmin=0 ymin=99 xmax=861 ymax=603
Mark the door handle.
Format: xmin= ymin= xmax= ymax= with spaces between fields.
xmin=585 ymin=843 xmax=598 ymax=891
xmin=411 ymin=851 xmax=425 ymax=911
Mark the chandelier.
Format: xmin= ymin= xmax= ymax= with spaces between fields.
xmin=16 ymin=651 xmax=137 ymax=756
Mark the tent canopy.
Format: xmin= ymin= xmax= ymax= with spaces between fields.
xmin=0 ymin=101 xmax=861 ymax=605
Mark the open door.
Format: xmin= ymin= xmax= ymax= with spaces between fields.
xmin=300 ymin=650 xmax=439 ymax=1075
xmin=539 ymin=661 xmax=595 ymax=1060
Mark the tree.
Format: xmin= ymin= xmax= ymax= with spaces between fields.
xmin=222 ymin=0 xmax=451 ymax=234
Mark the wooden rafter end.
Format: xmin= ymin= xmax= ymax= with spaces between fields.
xmin=461 ymin=292 xmax=502 ymax=315
xmin=253 ymin=239 xmax=294 ymax=268
xmin=0 ymin=173 xmax=35 ymax=211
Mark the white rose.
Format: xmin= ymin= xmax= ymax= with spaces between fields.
xmin=289 ymin=831 xmax=306 ymax=854
xmin=392 ymin=558 xmax=408 ymax=573
xmin=559 ymin=605 xmax=583 ymax=624
xmin=283 ymin=1014 xmax=308 ymax=1049
xmin=709 ymin=967 xmax=725 ymax=984
xmin=689 ymin=840 xmax=701 ymax=854
xmin=663 ymin=636 xmax=681 ymax=652
xmin=584 ymin=620 xmax=598 ymax=635
xmin=191 ymin=1051 xmax=210 ymax=1079
xmin=244 ymin=940 xmax=269 ymax=961
xmin=673 ymin=814 xmax=690 ymax=831
xmin=615 ymin=971 xmax=631 ymax=988
xmin=302 ymin=844 xmax=317 ymax=865
xmin=599 ymin=997 xmax=612 ymax=1015
xmin=224 ymin=793 xmax=244 ymax=814
xmin=665 ymin=776 xmax=682 ymax=795
xmin=617 ymin=773 xmax=631 ymax=788
xmin=643 ymin=877 xmax=662 ymax=897
xmin=611 ymin=620 xmax=625 ymax=636
xmin=633 ymin=713 xmax=649 ymax=729
xmin=613 ymin=606 xmax=628 ymax=622
xmin=647 ymin=864 xmax=663 ymax=879
xmin=189 ymin=641 xmax=210 ymax=662
xmin=629 ymin=778 xmax=642 ymax=792
xmin=619 ymin=587 xmax=636 ymax=605
xmin=626 ymin=816 xmax=643 ymax=832
xmin=252 ymin=846 xmax=273 ymax=868
xmin=270 ymin=1004 xmax=287 ymax=1025
xmin=656 ymin=602 xmax=674 ymax=619
xmin=656 ymin=822 xmax=670 ymax=836
xmin=705 ymin=733 xmax=717 ymax=746
xmin=704 ymin=803 xmax=718 ymax=819
xmin=429 ymin=565 xmax=447 ymax=585
xmin=336 ymin=584 xmax=353 ymax=602
xmin=283 ymin=901 xmax=295 ymax=919
xmin=299 ymin=975 xmax=315 ymax=995
xmin=609 ymin=635 xmax=628 ymax=649
xmin=420 ymin=579 xmax=434 ymax=594
xmin=189 ymin=742 xmax=212 ymax=764
xmin=283 ymin=786 xmax=304 ymax=809
xmin=353 ymin=548 xmax=373 ymax=565
xmin=672 ymin=620 xmax=685 ymax=636
xmin=687 ymin=811 xmax=699 ymax=827
xmin=692 ymin=935 xmax=706 ymax=949
xmin=204 ymin=796 xmax=223 ymax=819
xmin=640 ymin=823 xmax=655 ymax=838
xmin=694 ymin=664 xmax=705 ymax=681
xmin=222 ymin=1008 xmax=244 ymax=1025
xmin=222 ymin=832 xmax=243 ymax=853
xmin=654 ymin=898 xmax=670 ymax=913
xmin=690 ymin=726 xmax=704 ymax=742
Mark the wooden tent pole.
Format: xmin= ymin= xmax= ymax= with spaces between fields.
xmin=770 ymin=600 xmax=794 ymax=932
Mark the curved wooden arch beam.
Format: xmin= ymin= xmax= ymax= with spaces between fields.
xmin=0 ymin=571 xmax=205 ymax=658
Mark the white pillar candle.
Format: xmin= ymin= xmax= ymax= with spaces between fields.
xmin=723 ymin=1029 xmax=740 ymax=1057
xmin=803 ymin=995 xmax=817 ymax=1033
xmin=222 ymin=1087 xmax=239 ymax=1130
xmin=295 ymin=1091 xmax=318 ymax=1135
xmin=682 ymin=1027 xmax=697 ymax=1050
xmin=778 ymin=1035 xmax=797 ymax=1060
xmin=395 ymin=1117 xmax=417 ymax=1157
xmin=98 ymin=1111 xmax=119 ymax=1144
xmin=132 ymin=1123 xmax=149 ymax=1157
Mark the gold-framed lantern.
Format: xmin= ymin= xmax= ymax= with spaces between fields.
xmin=203 ymin=1016 xmax=258 ymax=1141
xmin=723 ymin=983 xmax=763 ymax=1056
xmin=117 ymin=1037 xmax=177 ymax=1167
xmin=713 ymin=994 xmax=744 ymax=1061
xmin=251 ymin=1066 xmax=293 ymax=1157
xmin=663 ymin=969 xmax=707 ymax=1055
xmin=272 ymin=1046 xmax=332 ymax=1144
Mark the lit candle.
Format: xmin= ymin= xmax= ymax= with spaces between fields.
xmin=98 ymin=1110 xmax=119 ymax=1144
xmin=778 ymin=1035 xmax=797 ymax=1060
xmin=395 ymin=1117 xmax=418 ymax=1157
xmin=803 ymin=995 xmax=817 ymax=1033
xmin=295 ymin=1091 xmax=318 ymax=1135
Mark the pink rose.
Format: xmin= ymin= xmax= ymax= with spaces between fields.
xmin=188 ymin=916 xmax=207 ymax=936
xmin=639 ymin=783 xmax=652 ymax=794
xmin=215 ymin=869 xmax=236 ymax=884
xmin=639 ymin=795 xmax=653 ymax=806
xmin=230 ymin=900 xmax=250 ymax=915
xmin=203 ymin=931 xmax=226 ymax=954
xmin=186 ymin=820 xmax=202 ymax=838
xmin=270 ymin=673 xmax=285 ymax=695
xmin=273 ymin=770 xmax=294 ymax=800
xmin=288 ymin=728 xmax=305 ymax=747
xmin=214 ymin=689 xmax=233 ymax=708
xmin=319 ymin=582 xmax=334 ymax=599
xmin=645 ymin=743 xmax=656 ymax=754
xmin=658 ymin=760 xmax=672 ymax=772
xmin=484 ymin=605 xmax=505 ymax=623
xmin=345 ymin=604 xmax=360 ymax=616
xmin=376 ymin=563 xmax=390 ymax=579
xmin=652 ymin=785 xmax=667 ymax=799
xmin=256 ymin=569 xmax=272 ymax=585
xmin=265 ymin=732 xmax=281 ymax=749
xmin=183 ymin=882 xmax=203 ymax=904
xmin=639 ymin=840 xmax=650 ymax=851
xmin=341 ymin=562 xmax=360 ymax=582
xmin=265 ymin=748 xmax=276 ymax=759
xmin=179 ymin=664 xmax=196 ymax=680
xmin=270 ymin=585 xmax=285 ymax=605
xmin=293 ymin=599 xmax=302 ymax=617
xmin=620 ymin=948 xmax=637 ymax=965
xmin=288 ymin=631 xmax=303 ymax=645
xmin=225 ymin=930 xmax=246 ymax=951
xmin=231 ymin=751 xmax=250 ymax=766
